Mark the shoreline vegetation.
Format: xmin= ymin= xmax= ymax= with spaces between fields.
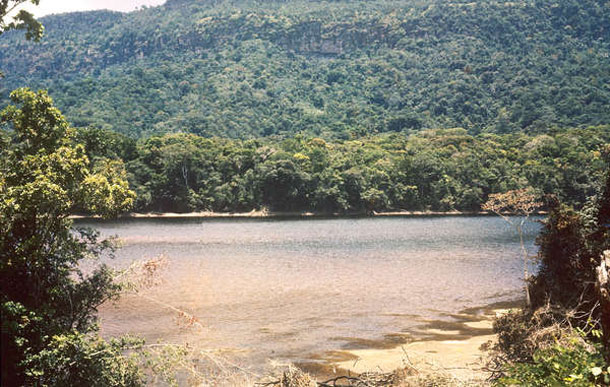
xmin=82 ymin=128 xmax=609 ymax=216
xmin=70 ymin=210 xmax=549 ymax=220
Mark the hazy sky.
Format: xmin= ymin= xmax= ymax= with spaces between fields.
xmin=17 ymin=0 xmax=167 ymax=17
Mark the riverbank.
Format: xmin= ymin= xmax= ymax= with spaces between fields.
xmin=70 ymin=209 xmax=547 ymax=220
xmin=307 ymin=302 xmax=520 ymax=386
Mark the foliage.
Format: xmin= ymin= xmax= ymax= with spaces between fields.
xmin=22 ymin=332 xmax=145 ymax=387
xmin=0 ymin=88 xmax=137 ymax=385
xmin=1 ymin=0 xmax=609 ymax=137
xmin=76 ymin=126 xmax=610 ymax=214
xmin=0 ymin=0 xmax=43 ymax=40
xmin=530 ymin=161 xmax=610 ymax=313
xmin=529 ymin=201 xmax=598 ymax=311
xmin=496 ymin=333 xmax=608 ymax=386
xmin=492 ymin=158 xmax=610 ymax=383
xmin=0 ymin=0 xmax=43 ymax=77
xmin=483 ymin=188 xmax=542 ymax=305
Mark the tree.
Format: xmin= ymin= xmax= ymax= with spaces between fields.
xmin=531 ymin=150 xmax=610 ymax=313
xmin=0 ymin=0 xmax=43 ymax=38
xmin=491 ymin=157 xmax=610 ymax=383
xmin=0 ymin=88 xmax=138 ymax=385
xmin=1 ymin=0 xmax=44 ymax=77
xmin=483 ymin=188 xmax=542 ymax=306
xmin=259 ymin=159 xmax=310 ymax=211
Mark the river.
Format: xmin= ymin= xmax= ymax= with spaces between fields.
xmin=77 ymin=216 xmax=540 ymax=374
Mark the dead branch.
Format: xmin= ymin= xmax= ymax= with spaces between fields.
xmin=595 ymin=250 xmax=610 ymax=362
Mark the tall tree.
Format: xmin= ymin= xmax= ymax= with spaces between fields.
xmin=0 ymin=88 xmax=139 ymax=385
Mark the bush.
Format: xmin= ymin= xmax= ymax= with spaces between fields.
xmin=529 ymin=198 xmax=599 ymax=312
xmin=493 ymin=307 xmax=566 ymax=364
xmin=23 ymin=332 xmax=144 ymax=386
xmin=496 ymin=334 xmax=608 ymax=386
xmin=491 ymin=162 xmax=610 ymax=384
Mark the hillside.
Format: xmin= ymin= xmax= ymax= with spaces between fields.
xmin=1 ymin=0 xmax=609 ymax=138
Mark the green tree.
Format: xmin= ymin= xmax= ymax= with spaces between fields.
xmin=259 ymin=159 xmax=310 ymax=211
xmin=0 ymin=88 xmax=138 ymax=385
xmin=0 ymin=0 xmax=43 ymax=39
xmin=1 ymin=0 xmax=43 ymax=77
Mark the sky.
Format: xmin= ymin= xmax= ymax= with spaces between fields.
xmin=16 ymin=0 xmax=167 ymax=17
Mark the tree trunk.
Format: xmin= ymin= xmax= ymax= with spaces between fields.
xmin=595 ymin=250 xmax=610 ymax=362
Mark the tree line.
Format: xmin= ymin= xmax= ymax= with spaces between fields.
xmin=77 ymin=125 xmax=610 ymax=214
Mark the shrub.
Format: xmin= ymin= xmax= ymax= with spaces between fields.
xmin=496 ymin=334 xmax=607 ymax=386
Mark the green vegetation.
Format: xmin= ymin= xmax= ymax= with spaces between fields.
xmin=0 ymin=88 xmax=141 ymax=385
xmin=497 ymin=336 xmax=609 ymax=386
xmin=1 ymin=0 xmax=609 ymax=138
xmin=77 ymin=126 xmax=610 ymax=214
xmin=2 ymin=5 xmax=158 ymax=385
xmin=0 ymin=1 xmax=43 ymax=47
xmin=491 ymin=154 xmax=610 ymax=386
xmin=0 ymin=0 xmax=43 ymax=94
xmin=0 ymin=0 xmax=43 ymax=77
xmin=2 ymin=0 xmax=610 ymax=385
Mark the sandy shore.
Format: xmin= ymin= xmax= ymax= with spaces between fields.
xmin=325 ymin=305 xmax=516 ymax=384
xmin=71 ymin=210 xmax=546 ymax=220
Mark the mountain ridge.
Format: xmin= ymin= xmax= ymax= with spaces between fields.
xmin=1 ymin=0 xmax=609 ymax=138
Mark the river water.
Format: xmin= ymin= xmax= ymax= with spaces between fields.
xmin=78 ymin=216 xmax=540 ymax=371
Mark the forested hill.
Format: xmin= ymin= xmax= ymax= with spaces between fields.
xmin=1 ymin=0 xmax=609 ymax=138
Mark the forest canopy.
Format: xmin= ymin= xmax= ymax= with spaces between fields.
xmin=78 ymin=126 xmax=610 ymax=214
xmin=0 ymin=0 xmax=609 ymax=138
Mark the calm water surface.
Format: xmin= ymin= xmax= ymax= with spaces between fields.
xmin=79 ymin=216 xmax=540 ymax=369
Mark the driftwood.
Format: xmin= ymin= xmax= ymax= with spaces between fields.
xmin=257 ymin=367 xmax=400 ymax=387
xmin=595 ymin=250 xmax=610 ymax=362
